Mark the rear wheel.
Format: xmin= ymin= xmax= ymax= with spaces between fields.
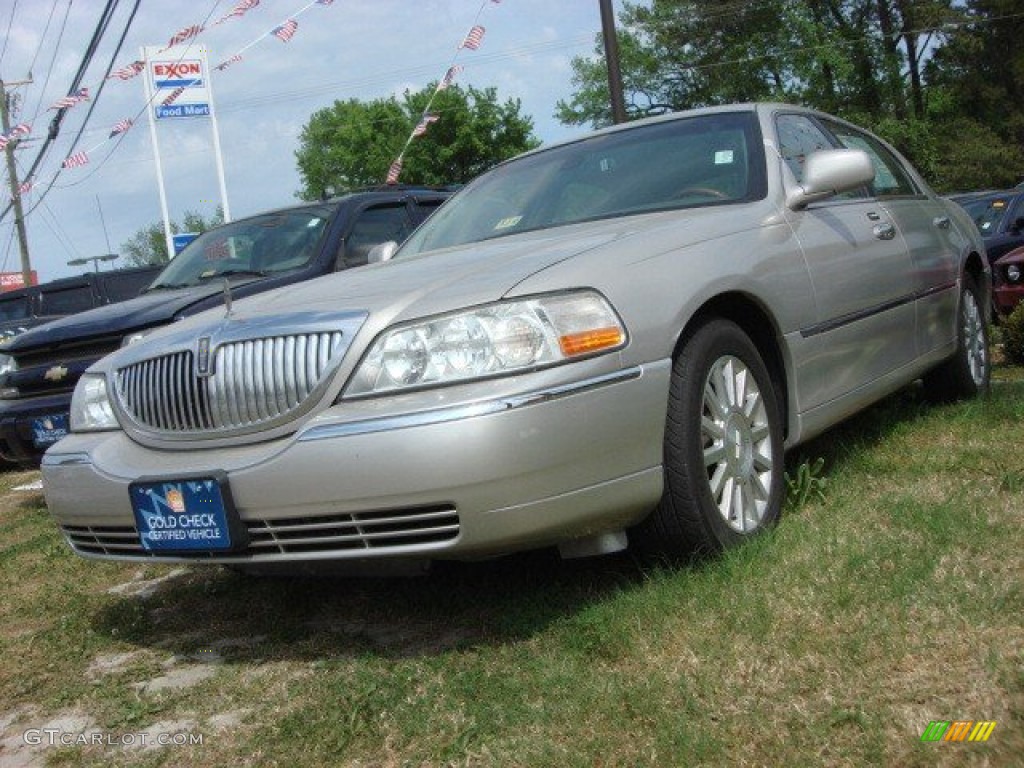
xmin=923 ymin=273 xmax=990 ymax=402
xmin=633 ymin=318 xmax=784 ymax=558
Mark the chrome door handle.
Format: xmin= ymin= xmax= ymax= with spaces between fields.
xmin=873 ymin=222 xmax=895 ymax=240
xmin=933 ymin=216 xmax=951 ymax=229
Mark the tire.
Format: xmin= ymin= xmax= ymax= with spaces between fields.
xmin=633 ymin=317 xmax=784 ymax=558
xmin=923 ymin=273 xmax=990 ymax=402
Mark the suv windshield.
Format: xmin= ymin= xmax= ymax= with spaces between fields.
xmin=960 ymin=195 xmax=1011 ymax=235
xmin=149 ymin=207 xmax=331 ymax=290
xmin=401 ymin=111 xmax=764 ymax=255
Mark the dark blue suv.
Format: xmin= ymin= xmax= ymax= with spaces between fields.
xmin=0 ymin=187 xmax=450 ymax=465
xmin=954 ymin=189 xmax=1024 ymax=266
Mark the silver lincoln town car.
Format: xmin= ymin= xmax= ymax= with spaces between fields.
xmin=42 ymin=104 xmax=990 ymax=572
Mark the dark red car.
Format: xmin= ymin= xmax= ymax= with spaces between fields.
xmin=993 ymin=245 xmax=1024 ymax=317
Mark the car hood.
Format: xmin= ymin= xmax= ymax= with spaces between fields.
xmin=1 ymin=283 xmax=227 ymax=353
xmin=102 ymin=205 xmax=765 ymax=373
xmin=195 ymin=209 xmax=741 ymax=327
xmin=995 ymin=245 xmax=1024 ymax=265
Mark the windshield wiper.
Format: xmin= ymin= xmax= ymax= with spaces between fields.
xmin=199 ymin=268 xmax=267 ymax=280
xmin=143 ymin=282 xmax=193 ymax=293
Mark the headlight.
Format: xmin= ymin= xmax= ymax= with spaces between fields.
xmin=346 ymin=290 xmax=627 ymax=396
xmin=69 ymin=374 xmax=119 ymax=431
xmin=1008 ymin=264 xmax=1022 ymax=283
xmin=0 ymin=353 xmax=15 ymax=377
xmin=122 ymin=329 xmax=154 ymax=347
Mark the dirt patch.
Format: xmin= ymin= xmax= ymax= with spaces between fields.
xmin=0 ymin=708 xmax=98 ymax=768
xmin=106 ymin=567 xmax=190 ymax=598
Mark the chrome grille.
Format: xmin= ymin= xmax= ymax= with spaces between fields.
xmin=61 ymin=506 xmax=460 ymax=558
xmin=115 ymin=332 xmax=345 ymax=434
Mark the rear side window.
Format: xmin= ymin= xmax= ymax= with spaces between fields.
xmin=38 ymin=286 xmax=96 ymax=316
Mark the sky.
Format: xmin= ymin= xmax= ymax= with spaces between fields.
xmin=0 ymin=0 xmax=628 ymax=283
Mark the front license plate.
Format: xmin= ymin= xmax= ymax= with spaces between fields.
xmin=31 ymin=413 xmax=69 ymax=449
xmin=130 ymin=475 xmax=245 ymax=553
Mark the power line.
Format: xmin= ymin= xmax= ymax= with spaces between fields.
xmin=25 ymin=0 xmax=73 ymax=120
xmin=26 ymin=0 xmax=61 ymax=80
xmin=21 ymin=0 xmax=143 ymax=216
xmin=0 ymin=0 xmax=21 ymax=70
xmin=6 ymin=0 xmax=123 ymax=223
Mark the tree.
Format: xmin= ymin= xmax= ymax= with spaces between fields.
xmin=923 ymin=0 xmax=1024 ymax=188
xmin=558 ymin=0 xmax=960 ymax=128
xmin=556 ymin=0 xmax=1024 ymax=192
xmin=294 ymin=84 xmax=539 ymax=200
xmin=556 ymin=0 xmax=796 ymax=127
xmin=121 ymin=209 xmax=224 ymax=267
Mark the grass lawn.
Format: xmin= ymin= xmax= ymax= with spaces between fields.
xmin=0 ymin=364 xmax=1021 ymax=767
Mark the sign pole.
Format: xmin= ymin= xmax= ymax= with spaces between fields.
xmin=142 ymin=46 xmax=176 ymax=260
xmin=203 ymin=49 xmax=231 ymax=223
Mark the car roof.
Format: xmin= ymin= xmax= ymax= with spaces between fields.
xmin=211 ymin=186 xmax=454 ymax=227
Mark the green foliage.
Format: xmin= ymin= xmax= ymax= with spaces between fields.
xmin=120 ymin=207 xmax=224 ymax=267
xmin=784 ymin=456 xmax=827 ymax=510
xmin=1002 ymin=301 xmax=1024 ymax=366
xmin=2 ymin=370 xmax=1024 ymax=765
xmin=294 ymin=84 xmax=539 ymax=200
xmin=559 ymin=0 xmax=1024 ymax=192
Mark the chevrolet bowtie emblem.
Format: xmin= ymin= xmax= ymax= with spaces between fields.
xmin=44 ymin=364 xmax=69 ymax=382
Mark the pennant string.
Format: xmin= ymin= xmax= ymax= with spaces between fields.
xmin=386 ymin=0 xmax=501 ymax=184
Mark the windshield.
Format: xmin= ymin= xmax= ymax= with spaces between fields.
xmin=401 ymin=111 xmax=765 ymax=256
xmin=960 ymin=195 xmax=1010 ymax=235
xmin=150 ymin=207 xmax=331 ymax=289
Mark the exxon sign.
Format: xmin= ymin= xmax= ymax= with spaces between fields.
xmin=152 ymin=60 xmax=204 ymax=89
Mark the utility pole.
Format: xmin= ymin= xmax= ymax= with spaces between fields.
xmin=599 ymin=0 xmax=628 ymax=124
xmin=0 ymin=77 xmax=34 ymax=288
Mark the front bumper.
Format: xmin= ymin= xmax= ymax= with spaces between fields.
xmin=42 ymin=361 xmax=671 ymax=565
xmin=0 ymin=392 xmax=73 ymax=465
xmin=993 ymin=282 xmax=1024 ymax=317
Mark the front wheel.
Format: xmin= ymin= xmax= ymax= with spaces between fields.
xmin=923 ymin=273 xmax=990 ymax=402
xmin=632 ymin=318 xmax=784 ymax=558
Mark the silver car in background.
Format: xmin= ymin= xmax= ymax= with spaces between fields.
xmin=42 ymin=103 xmax=989 ymax=570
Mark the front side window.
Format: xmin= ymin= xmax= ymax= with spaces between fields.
xmin=341 ymin=205 xmax=414 ymax=269
xmin=775 ymin=114 xmax=835 ymax=184
xmin=401 ymin=111 xmax=766 ymax=256
xmin=824 ymin=122 xmax=917 ymax=197
xmin=101 ymin=272 xmax=155 ymax=302
xmin=39 ymin=286 xmax=95 ymax=315
xmin=0 ymin=296 xmax=30 ymax=322
xmin=149 ymin=207 xmax=331 ymax=290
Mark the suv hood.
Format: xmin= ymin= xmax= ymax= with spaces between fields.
xmin=1 ymin=283 xmax=229 ymax=353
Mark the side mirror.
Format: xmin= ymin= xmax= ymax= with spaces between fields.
xmin=786 ymin=149 xmax=875 ymax=210
xmin=1012 ymin=216 xmax=1024 ymax=234
xmin=367 ymin=241 xmax=398 ymax=264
